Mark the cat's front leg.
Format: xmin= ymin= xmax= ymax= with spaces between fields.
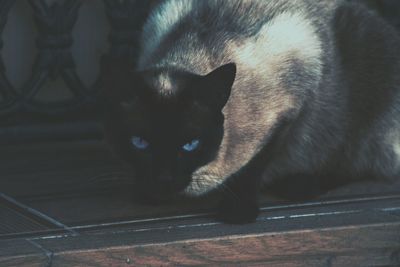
xmin=217 ymin=174 xmax=260 ymax=224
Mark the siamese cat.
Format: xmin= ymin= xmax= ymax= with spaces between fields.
xmin=102 ymin=0 xmax=400 ymax=223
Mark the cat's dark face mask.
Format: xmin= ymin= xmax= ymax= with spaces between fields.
xmin=101 ymin=59 xmax=236 ymax=201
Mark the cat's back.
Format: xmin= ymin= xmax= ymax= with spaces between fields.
xmin=136 ymin=0 xmax=340 ymax=72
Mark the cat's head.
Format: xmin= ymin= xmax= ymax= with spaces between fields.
xmin=101 ymin=59 xmax=236 ymax=200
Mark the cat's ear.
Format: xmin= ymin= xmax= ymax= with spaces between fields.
xmin=196 ymin=63 xmax=236 ymax=110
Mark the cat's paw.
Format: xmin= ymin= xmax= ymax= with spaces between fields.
xmin=217 ymin=197 xmax=259 ymax=224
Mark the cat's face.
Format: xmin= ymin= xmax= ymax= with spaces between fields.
xmin=102 ymin=60 xmax=236 ymax=200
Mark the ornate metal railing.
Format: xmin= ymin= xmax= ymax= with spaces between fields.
xmin=0 ymin=0 xmax=154 ymax=143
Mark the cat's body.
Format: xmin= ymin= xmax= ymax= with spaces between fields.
xmin=103 ymin=0 xmax=400 ymax=223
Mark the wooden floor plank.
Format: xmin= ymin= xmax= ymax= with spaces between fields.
xmin=22 ymin=196 xmax=400 ymax=253
xmin=0 ymin=255 xmax=49 ymax=267
xmin=23 ymin=190 xmax=216 ymax=226
xmin=48 ymin=223 xmax=400 ymax=267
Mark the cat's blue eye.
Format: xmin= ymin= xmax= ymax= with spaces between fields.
xmin=131 ymin=136 xmax=149 ymax=150
xmin=182 ymin=139 xmax=200 ymax=152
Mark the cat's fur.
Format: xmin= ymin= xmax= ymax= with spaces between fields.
xmin=103 ymin=0 xmax=400 ymax=223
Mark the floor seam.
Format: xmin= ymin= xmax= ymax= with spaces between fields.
xmin=27 ymin=239 xmax=54 ymax=267
xmin=0 ymin=193 xmax=78 ymax=236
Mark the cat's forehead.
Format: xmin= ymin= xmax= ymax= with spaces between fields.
xmin=120 ymin=70 xmax=183 ymax=113
xmin=121 ymin=94 xmax=210 ymax=134
xmin=142 ymin=68 xmax=194 ymax=97
xmin=121 ymin=102 xmax=207 ymax=140
xmin=120 ymin=67 xmax=213 ymax=125
xmin=146 ymin=71 xmax=177 ymax=96
xmin=121 ymin=92 xmax=197 ymax=119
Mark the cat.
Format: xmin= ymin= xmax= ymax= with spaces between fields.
xmin=101 ymin=0 xmax=400 ymax=224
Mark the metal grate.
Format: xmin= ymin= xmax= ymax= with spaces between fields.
xmin=0 ymin=194 xmax=67 ymax=239
xmin=0 ymin=203 xmax=48 ymax=235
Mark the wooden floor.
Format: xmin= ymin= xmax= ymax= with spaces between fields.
xmin=1 ymin=141 xmax=400 ymax=266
